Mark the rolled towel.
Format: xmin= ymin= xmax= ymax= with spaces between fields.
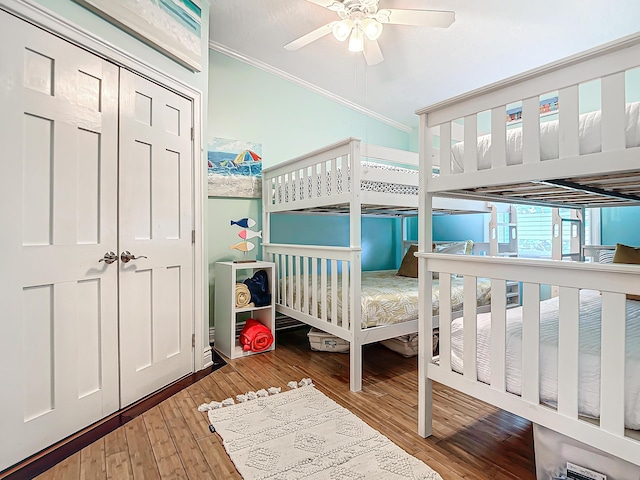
xmin=235 ymin=283 xmax=252 ymax=308
xmin=238 ymin=318 xmax=274 ymax=353
xmin=243 ymin=270 xmax=271 ymax=307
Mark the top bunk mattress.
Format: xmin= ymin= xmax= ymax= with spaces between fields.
xmin=450 ymin=101 xmax=640 ymax=172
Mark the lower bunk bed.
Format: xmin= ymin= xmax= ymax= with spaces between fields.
xmin=418 ymin=253 xmax=640 ymax=471
xmin=262 ymin=243 xmax=493 ymax=380
xmin=415 ymin=31 xmax=640 ymax=472
xmin=447 ymin=288 xmax=640 ymax=429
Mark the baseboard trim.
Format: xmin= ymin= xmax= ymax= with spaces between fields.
xmin=0 ymin=354 xmax=227 ymax=480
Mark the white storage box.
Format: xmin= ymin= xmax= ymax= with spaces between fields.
xmin=380 ymin=334 xmax=419 ymax=357
xmin=380 ymin=329 xmax=439 ymax=358
xmin=307 ymin=328 xmax=349 ymax=353
xmin=533 ymin=424 xmax=640 ymax=480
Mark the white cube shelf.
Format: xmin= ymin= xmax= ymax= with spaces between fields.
xmin=214 ymin=261 xmax=275 ymax=359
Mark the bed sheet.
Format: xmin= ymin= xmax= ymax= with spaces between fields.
xmin=282 ymin=270 xmax=491 ymax=329
xmin=450 ymin=101 xmax=640 ymax=172
xmin=449 ymin=289 xmax=640 ymax=429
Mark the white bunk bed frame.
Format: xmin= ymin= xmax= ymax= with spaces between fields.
xmin=552 ymin=207 xmax=584 ymax=262
xmin=416 ymin=33 xmax=640 ymax=466
xmin=262 ymin=138 xmax=491 ymax=392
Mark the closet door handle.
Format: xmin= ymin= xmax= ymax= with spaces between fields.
xmin=99 ymin=251 xmax=118 ymax=264
xmin=120 ymin=251 xmax=148 ymax=263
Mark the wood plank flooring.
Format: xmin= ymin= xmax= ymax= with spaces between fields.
xmin=35 ymin=328 xmax=536 ymax=479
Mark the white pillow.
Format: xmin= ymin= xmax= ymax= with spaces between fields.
xmin=433 ymin=240 xmax=474 ymax=279
xmin=435 ymin=240 xmax=473 ymax=255
xmin=598 ymin=249 xmax=615 ymax=264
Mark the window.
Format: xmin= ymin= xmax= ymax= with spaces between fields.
xmin=515 ymin=205 xmax=554 ymax=258
xmin=511 ymin=205 xmax=591 ymax=259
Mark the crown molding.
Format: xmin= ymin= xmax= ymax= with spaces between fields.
xmin=209 ymin=40 xmax=413 ymax=134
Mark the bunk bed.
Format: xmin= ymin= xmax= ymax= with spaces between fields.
xmin=383 ymin=205 xmax=520 ymax=358
xmin=261 ymin=138 xmax=493 ymax=392
xmin=416 ymin=32 xmax=640 ymax=468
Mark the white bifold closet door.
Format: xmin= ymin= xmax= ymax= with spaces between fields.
xmin=118 ymin=69 xmax=194 ymax=407
xmin=0 ymin=11 xmax=194 ymax=471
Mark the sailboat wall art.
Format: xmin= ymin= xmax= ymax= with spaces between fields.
xmin=207 ymin=137 xmax=262 ymax=198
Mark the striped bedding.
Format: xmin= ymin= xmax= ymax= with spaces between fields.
xmin=449 ymin=289 xmax=640 ymax=429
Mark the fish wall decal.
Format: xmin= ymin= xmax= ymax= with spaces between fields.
xmin=238 ymin=229 xmax=262 ymax=240
xmin=230 ymin=241 xmax=255 ymax=252
xmin=230 ymin=218 xmax=256 ymax=229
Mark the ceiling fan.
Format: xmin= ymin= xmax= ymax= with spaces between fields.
xmin=284 ymin=0 xmax=455 ymax=66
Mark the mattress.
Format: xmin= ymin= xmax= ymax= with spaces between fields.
xmin=449 ymin=289 xmax=640 ymax=429
xmin=450 ymin=101 xmax=640 ymax=172
xmin=282 ymin=270 xmax=491 ymax=329
xmin=275 ymin=161 xmax=419 ymax=204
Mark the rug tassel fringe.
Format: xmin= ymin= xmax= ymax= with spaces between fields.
xmin=198 ymin=378 xmax=313 ymax=412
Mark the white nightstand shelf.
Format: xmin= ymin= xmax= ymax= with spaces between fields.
xmin=214 ymin=261 xmax=276 ymax=359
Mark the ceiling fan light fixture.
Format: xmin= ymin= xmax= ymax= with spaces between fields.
xmin=361 ymin=17 xmax=383 ymax=40
xmin=286 ymin=0 xmax=455 ymax=66
xmin=332 ymin=19 xmax=353 ymax=41
xmin=348 ymin=26 xmax=364 ymax=52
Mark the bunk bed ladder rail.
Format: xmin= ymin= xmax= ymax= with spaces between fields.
xmin=418 ymin=252 xmax=640 ymax=467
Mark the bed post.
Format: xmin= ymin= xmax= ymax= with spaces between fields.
xmin=262 ymin=173 xmax=270 ymax=262
xmin=349 ymin=139 xmax=363 ymax=392
xmin=418 ymin=113 xmax=434 ymax=437
xmin=489 ymin=204 xmax=498 ymax=256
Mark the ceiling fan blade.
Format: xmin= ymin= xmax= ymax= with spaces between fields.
xmin=306 ymin=0 xmax=343 ymax=10
xmin=284 ymin=23 xmax=334 ymax=51
xmin=363 ymin=39 xmax=383 ymax=66
xmin=380 ymin=9 xmax=455 ymax=28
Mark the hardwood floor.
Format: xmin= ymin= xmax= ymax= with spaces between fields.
xmin=34 ymin=328 xmax=536 ymax=479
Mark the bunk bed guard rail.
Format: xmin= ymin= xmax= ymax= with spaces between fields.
xmin=262 ymin=243 xmax=363 ymax=341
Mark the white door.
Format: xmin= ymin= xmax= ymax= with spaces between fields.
xmin=0 ymin=11 xmax=120 ymax=471
xmin=118 ymin=70 xmax=194 ymax=407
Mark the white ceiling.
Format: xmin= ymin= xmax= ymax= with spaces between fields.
xmin=209 ymin=0 xmax=640 ymax=130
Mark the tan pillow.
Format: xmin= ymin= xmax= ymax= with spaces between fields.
xmin=612 ymin=243 xmax=640 ymax=301
xmin=397 ymin=244 xmax=418 ymax=278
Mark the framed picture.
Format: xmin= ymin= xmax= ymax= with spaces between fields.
xmin=207 ymin=138 xmax=263 ymax=198
xmin=75 ymin=0 xmax=202 ymax=71
xmin=506 ymin=96 xmax=559 ymax=124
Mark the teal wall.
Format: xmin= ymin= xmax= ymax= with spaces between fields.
xmin=270 ymin=215 xmax=402 ymax=271
xmin=207 ymin=50 xmax=413 ymax=322
xmin=404 ymin=214 xmax=487 ymax=243
xmin=208 ymin=50 xmax=411 ymax=169
xmin=433 ymin=214 xmax=487 ymax=242
xmin=602 ymin=207 xmax=640 ymax=246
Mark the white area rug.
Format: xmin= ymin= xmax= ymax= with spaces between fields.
xmin=206 ymin=383 xmax=442 ymax=480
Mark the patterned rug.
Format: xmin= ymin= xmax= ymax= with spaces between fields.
xmin=200 ymin=380 xmax=442 ymax=479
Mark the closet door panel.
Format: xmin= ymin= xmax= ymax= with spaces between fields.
xmin=0 ymin=11 xmax=119 ymax=471
xmin=118 ymin=70 xmax=194 ymax=407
